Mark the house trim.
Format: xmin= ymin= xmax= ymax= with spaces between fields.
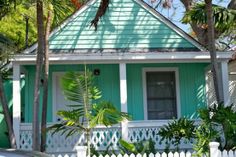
xmin=13 ymin=63 xmax=21 ymax=148
xmin=119 ymin=63 xmax=128 ymax=113
xmin=142 ymin=67 xmax=181 ymax=120
xmin=12 ymin=52 xmax=233 ymax=64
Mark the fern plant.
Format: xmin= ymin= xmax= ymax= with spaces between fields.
xmin=49 ymin=67 xmax=129 ymax=156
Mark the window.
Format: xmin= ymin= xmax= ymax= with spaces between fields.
xmin=143 ymin=68 xmax=179 ymax=120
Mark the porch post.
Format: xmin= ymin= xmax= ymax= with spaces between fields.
xmin=119 ymin=63 xmax=129 ymax=141
xmin=119 ymin=63 xmax=127 ymax=113
xmin=220 ymin=61 xmax=230 ymax=106
xmin=13 ymin=63 xmax=21 ymax=148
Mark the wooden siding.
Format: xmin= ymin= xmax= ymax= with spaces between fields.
xmin=23 ymin=63 xmax=208 ymax=122
xmin=23 ymin=64 xmax=120 ymax=122
xmin=127 ymin=63 xmax=208 ymax=120
xmin=49 ymin=0 xmax=197 ymax=50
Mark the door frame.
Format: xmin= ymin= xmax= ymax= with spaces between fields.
xmin=142 ymin=67 xmax=181 ymax=120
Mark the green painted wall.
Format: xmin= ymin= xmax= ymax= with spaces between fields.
xmin=23 ymin=63 xmax=208 ymax=122
xmin=23 ymin=64 xmax=120 ymax=122
xmin=126 ymin=63 xmax=208 ymax=120
xmin=49 ymin=0 xmax=198 ymax=50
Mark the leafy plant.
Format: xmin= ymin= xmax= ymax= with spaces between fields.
xmin=158 ymin=118 xmax=195 ymax=151
xmin=48 ymin=67 xmax=129 ymax=156
xmin=198 ymin=104 xmax=236 ymax=150
xmin=118 ymin=139 xmax=156 ymax=155
xmin=193 ymin=122 xmax=218 ymax=157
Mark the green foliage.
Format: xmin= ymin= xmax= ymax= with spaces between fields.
xmin=0 ymin=2 xmax=37 ymax=50
xmin=193 ymin=123 xmax=218 ymax=157
xmin=198 ymin=104 xmax=236 ymax=150
xmin=90 ymin=101 xmax=130 ymax=128
xmin=158 ymin=118 xmax=195 ymax=151
xmin=0 ymin=0 xmax=75 ymax=51
xmin=182 ymin=3 xmax=236 ymax=34
xmin=118 ymin=139 xmax=156 ymax=155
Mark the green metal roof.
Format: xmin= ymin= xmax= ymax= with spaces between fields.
xmin=49 ymin=0 xmax=203 ymax=52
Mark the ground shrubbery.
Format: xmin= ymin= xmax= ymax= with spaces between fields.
xmin=158 ymin=104 xmax=236 ymax=156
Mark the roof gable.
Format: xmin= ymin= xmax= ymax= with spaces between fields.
xmin=48 ymin=0 xmax=204 ymax=52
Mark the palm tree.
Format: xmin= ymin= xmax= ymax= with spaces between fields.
xmin=32 ymin=0 xmax=45 ymax=151
xmin=205 ymin=0 xmax=223 ymax=104
xmin=49 ymin=68 xmax=129 ymax=156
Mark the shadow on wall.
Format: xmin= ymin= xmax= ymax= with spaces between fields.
xmin=49 ymin=0 xmax=193 ymax=51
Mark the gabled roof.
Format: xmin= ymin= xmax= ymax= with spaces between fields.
xmin=23 ymin=0 xmax=206 ymax=54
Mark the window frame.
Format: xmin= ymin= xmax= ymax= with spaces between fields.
xmin=142 ymin=67 xmax=181 ymax=120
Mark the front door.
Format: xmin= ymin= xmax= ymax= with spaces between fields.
xmin=53 ymin=72 xmax=71 ymax=122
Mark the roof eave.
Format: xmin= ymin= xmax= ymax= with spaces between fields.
xmin=11 ymin=51 xmax=233 ymax=64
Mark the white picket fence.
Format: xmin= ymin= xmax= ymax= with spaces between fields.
xmin=74 ymin=142 xmax=236 ymax=157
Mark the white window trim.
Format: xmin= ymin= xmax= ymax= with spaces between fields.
xmin=52 ymin=72 xmax=65 ymax=122
xmin=142 ymin=67 xmax=181 ymax=120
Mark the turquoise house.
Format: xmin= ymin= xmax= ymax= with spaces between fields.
xmin=11 ymin=0 xmax=232 ymax=155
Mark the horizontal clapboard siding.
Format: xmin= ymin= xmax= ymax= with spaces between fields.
xmin=49 ymin=0 xmax=198 ymax=50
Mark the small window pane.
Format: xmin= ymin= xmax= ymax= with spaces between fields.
xmin=146 ymin=71 xmax=177 ymax=120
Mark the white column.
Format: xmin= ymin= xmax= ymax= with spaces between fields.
xmin=13 ymin=63 xmax=21 ymax=148
xmin=119 ymin=63 xmax=128 ymax=113
xmin=209 ymin=142 xmax=220 ymax=157
xmin=119 ymin=63 xmax=129 ymax=141
xmin=220 ymin=61 xmax=230 ymax=106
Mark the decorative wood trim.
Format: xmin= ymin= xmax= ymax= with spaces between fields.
xmin=142 ymin=67 xmax=181 ymax=120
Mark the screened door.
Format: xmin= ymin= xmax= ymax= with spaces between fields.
xmin=145 ymin=71 xmax=177 ymax=120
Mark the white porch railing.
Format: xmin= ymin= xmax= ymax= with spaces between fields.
xmin=19 ymin=120 xmax=194 ymax=155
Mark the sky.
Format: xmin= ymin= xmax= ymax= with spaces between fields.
xmin=144 ymin=0 xmax=230 ymax=33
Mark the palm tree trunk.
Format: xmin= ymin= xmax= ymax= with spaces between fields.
xmin=40 ymin=6 xmax=52 ymax=152
xmin=205 ymin=0 xmax=223 ymax=104
xmin=0 ymin=73 xmax=17 ymax=148
xmin=33 ymin=0 xmax=45 ymax=151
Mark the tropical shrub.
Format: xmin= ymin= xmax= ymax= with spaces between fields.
xmin=198 ymin=104 xmax=236 ymax=150
xmin=158 ymin=118 xmax=195 ymax=151
xmin=158 ymin=103 xmax=236 ymax=156
xmin=118 ymin=139 xmax=156 ymax=155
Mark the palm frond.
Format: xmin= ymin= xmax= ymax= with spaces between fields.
xmin=90 ymin=101 xmax=130 ymax=127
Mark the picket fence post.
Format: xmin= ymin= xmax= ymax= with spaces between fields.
xmin=209 ymin=142 xmax=220 ymax=157
xmin=121 ymin=120 xmax=129 ymax=141
xmin=75 ymin=146 xmax=87 ymax=157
